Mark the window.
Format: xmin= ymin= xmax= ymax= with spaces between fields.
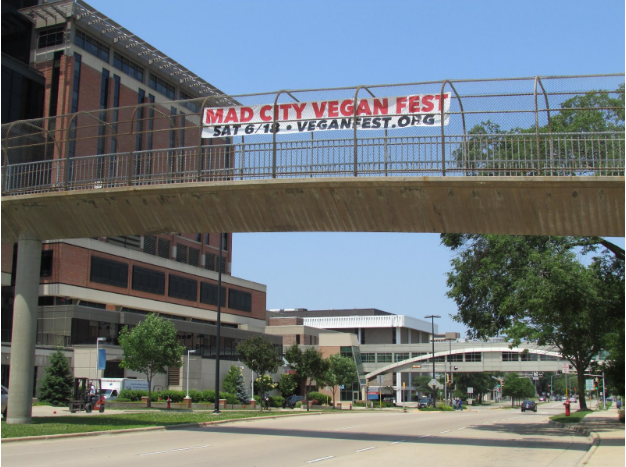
xmin=176 ymin=244 xmax=187 ymax=263
xmin=200 ymin=282 xmax=226 ymax=307
xmin=68 ymin=53 xmax=81 ymax=160
xmin=74 ymin=30 xmax=109 ymax=62
xmin=205 ymin=252 xmax=216 ymax=271
xmin=157 ymin=238 xmax=170 ymax=259
xmin=132 ymin=266 xmax=165 ymax=295
xmin=113 ymin=52 xmax=144 ymax=82
xmin=136 ymin=89 xmax=145 ymax=152
xmin=205 ymin=233 xmax=210 ymax=245
xmin=38 ymin=26 xmax=64 ymax=49
xmin=97 ymin=69 xmax=109 ymax=158
xmin=229 ymin=289 xmax=251 ymax=312
xmin=149 ymin=73 xmax=175 ymax=99
xmin=395 ymin=352 xmax=409 ymax=362
xmin=520 ymin=352 xmax=538 ymax=362
xmin=377 ymin=353 xmax=392 ymax=363
xmin=434 ymin=355 xmax=446 ymax=362
xmin=502 ymin=352 xmax=519 ymax=362
xmin=90 ymin=256 xmax=128 ymax=288
xmin=540 ymin=354 xmax=558 ymax=361
xmin=448 ymin=353 xmax=463 ymax=362
xmin=40 ymin=250 xmax=53 ymax=277
xmin=168 ymin=274 xmax=197 ymax=301
xmin=188 ymin=247 xmax=199 ymax=267
xmin=222 ymin=233 xmax=229 ymax=250
xmin=143 ymin=235 xmax=156 ymax=255
xmin=361 ymin=353 xmax=375 ymax=363
xmin=179 ymin=91 xmax=200 ymax=112
xmin=464 ymin=352 xmax=482 ymax=362
xmin=195 ymin=234 xmax=202 ymax=243
xmin=412 ymin=352 xmax=426 ymax=359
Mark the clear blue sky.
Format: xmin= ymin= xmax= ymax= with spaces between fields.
xmin=89 ymin=0 xmax=625 ymax=335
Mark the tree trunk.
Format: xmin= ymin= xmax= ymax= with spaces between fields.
xmin=576 ymin=368 xmax=588 ymax=410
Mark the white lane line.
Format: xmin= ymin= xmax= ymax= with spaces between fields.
xmin=418 ymin=434 xmax=431 ymax=439
xmin=356 ymin=447 xmax=376 ymax=453
xmin=458 ymin=427 xmax=466 ymax=430
xmin=140 ymin=445 xmax=210 ymax=456
xmin=390 ymin=440 xmax=406 ymax=444
xmin=440 ymin=430 xmax=451 ymax=434
xmin=307 ymin=456 xmax=335 ymax=463
xmin=334 ymin=425 xmax=359 ymax=431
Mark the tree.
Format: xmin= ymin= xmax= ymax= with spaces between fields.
xmin=118 ymin=314 xmax=185 ymax=407
xmin=38 ymin=349 xmax=74 ymax=406
xmin=502 ymin=373 xmax=535 ymax=406
xmin=319 ymin=354 xmax=358 ymax=407
xmin=285 ymin=344 xmax=329 ymax=412
xmin=223 ymin=365 xmax=250 ymax=404
xmin=454 ymin=372 xmax=497 ymax=404
xmin=236 ymin=336 xmax=283 ymax=409
xmin=279 ymin=372 xmax=299 ymax=398
xmin=442 ymin=234 xmax=624 ymax=410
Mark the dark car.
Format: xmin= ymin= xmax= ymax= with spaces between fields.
xmin=282 ymin=395 xmax=304 ymax=409
xmin=417 ymin=398 xmax=432 ymax=409
xmin=521 ymin=400 xmax=537 ymax=412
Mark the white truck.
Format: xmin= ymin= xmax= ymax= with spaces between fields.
xmin=100 ymin=378 xmax=149 ymax=400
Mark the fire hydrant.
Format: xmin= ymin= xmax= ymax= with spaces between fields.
xmin=167 ymin=397 xmax=171 ymax=409
xmin=564 ymin=399 xmax=571 ymax=416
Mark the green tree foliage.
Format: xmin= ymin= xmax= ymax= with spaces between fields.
xmin=502 ymin=373 xmax=536 ymax=406
xmin=236 ymin=336 xmax=282 ymax=407
xmin=118 ymin=314 xmax=185 ymax=407
xmin=38 ymin=349 xmax=74 ymax=407
xmin=453 ymin=86 xmax=624 ymax=176
xmin=319 ymin=354 xmax=358 ymax=407
xmin=285 ymin=344 xmax=329 ymax=412
xmin=279 ymin=372 xmax=299 ymax=398
xmin=454 ymin=372 xmax=498 ymax=403
xmin=442 ymin=234 xmax=624 ymax=410
xmin=222 ymin=366 xmax=249 ymax=404
xmin=223 ymin=366 xmax=241 ymax=394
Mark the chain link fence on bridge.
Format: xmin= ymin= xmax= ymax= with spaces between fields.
xmin=1 ymin=74 xmax=624 ymax=196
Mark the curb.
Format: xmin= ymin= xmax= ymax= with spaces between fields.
xmin=1 ymin=411 xmax=322 ymax=443
xmin=547 ymin=420 xmax=599 ymax=466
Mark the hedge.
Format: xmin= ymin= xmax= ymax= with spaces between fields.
xmin=308 ymin=392 xmax=331 ymax=405
xmin=118 ymin=389 xmax=239 ymax=404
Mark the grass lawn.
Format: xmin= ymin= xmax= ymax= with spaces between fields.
xmin=550 ymin=409 xmax=593 ymax=424
xmin=1 ymin=410 xmax=315 ymax=439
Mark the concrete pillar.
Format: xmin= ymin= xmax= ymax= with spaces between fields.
xmin=357 ymin=328 xmax=362 ymax=344
xmin=7 ymin=233 xmax=42 ymax=424
xmin=395 ymin=328 xmax=401 ymax=345
xmin=395 ymin=372 xmax=402 ymax=403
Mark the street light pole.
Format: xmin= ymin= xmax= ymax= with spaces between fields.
xmin=186 ymin=349 xmax=196 ymax=398
xmin=425 ymin=315 xmax=440 ymax=408
xmin=95 ymin=337 xmax=106 ymax=379
xmin=214 ymin=233 xmax=224 ymax=414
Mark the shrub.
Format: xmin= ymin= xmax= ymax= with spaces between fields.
xmin=38 ymin=350 xmax=74 ymax=407
xmin=269 ymin=395 xmax=284 ymax=407
xmin=156 ymin=390 xmax=184 ymax=403
xmin=117 ymin=389 xmax=149 ymax=402
xmin=308 ymin=392 xmax=331 ymax=405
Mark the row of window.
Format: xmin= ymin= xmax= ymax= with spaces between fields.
xmin=143 ymin=235 xmax=227 ymax=273
xmin=90 ymin=256 xmax=251 ymax=312
xmin=37 ymin=26 xmax=193 ymax=101
xmin=361 ymin=351 xmax=561 ymax=364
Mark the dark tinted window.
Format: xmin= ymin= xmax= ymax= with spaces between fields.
xmin=40 ymin=250 xmax=53 ymax=276
xmin=229 ymin=289 xmax=251 ymax=312
xmin=200 ymin=282 xmax=226 ymax=307
xmin=132 ymin=266 xmax=165 ymax=295
xmin=168 ymin=274 xmax=197 ymax=301
xmin=90 ymin=256 xmax=128 ymax=288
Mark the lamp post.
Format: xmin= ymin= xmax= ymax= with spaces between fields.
xmin=214 ymin=233 xmax=224 ymax=414
xmin=186 ymin=349 xmax=196 ymax=399
xmin=95 ymin=337 xmax=106 ymax=379
xmin=425 ymin=315 xmax=440 ymax=408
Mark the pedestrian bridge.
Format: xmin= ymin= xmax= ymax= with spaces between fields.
xmin=2 ymin=75 xmax=624 ymax=243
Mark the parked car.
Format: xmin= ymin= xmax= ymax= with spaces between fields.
xmin=417 ymin=398 xmax=432 ymax=409
xmin=521 ymin=400 xmax=537 ymax=412
xmin=568 ymin=397 xmax=577 ymax=403
xmin=282 ymin=395 xmax=304 ymax=409
xmin=1 ymin=385 xmax=8 ymax=419
xmin=382 ymin=397 xmax=396 ymax=406
xmin=538 ymin=396 xmax=546 ymax=402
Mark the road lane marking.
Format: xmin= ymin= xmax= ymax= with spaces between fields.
xmin=440 ymin=430 xmax=451 ymax=434
xmin=458 ymin=427 xmax=466 ymax=430
xmin=334 ymin=425 xmax=359 ymax=430
xmin=307 ymin=456 xmax=335 ymax=463
xmin=140 ymin=445 xmax=210 ymax=456
xmin=418 ymin=434 xmax=431 ymax=439
xmin=391 ymin=440 xmax=406 ymax=444
xmin=356 ymin=447 xmax=376 ymax=452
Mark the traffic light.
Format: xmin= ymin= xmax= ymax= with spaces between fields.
xmin=402 ymin=382 xmax=406 ymax=390
xmin=594 ymin=378 xmax=598 ymax=390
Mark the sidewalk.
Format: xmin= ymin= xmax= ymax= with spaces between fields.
xmin=574 ymin=409 xmax=625 ymax=466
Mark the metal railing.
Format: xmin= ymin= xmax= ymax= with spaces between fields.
xmin=2 ymin=74 xmax=624 ymax=196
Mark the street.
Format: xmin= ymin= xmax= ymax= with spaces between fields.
xmin=1 ymin=403 xmax=591 ymax=467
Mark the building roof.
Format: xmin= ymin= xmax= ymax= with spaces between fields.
xmin=19 ymin=0 xmax=226 ymax=99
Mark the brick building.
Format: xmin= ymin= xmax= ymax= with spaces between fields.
xmin=1 ymin=0 xmax=278 ymax=396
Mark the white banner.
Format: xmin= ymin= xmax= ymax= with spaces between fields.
xmin=202 ymin=93 xmax=451 ymax=138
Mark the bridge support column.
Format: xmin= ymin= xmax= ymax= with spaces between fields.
xmin=396 ymin=372 xmax=402 ymax=404
xmin=6 ymin=232 xmax=42 ymax=424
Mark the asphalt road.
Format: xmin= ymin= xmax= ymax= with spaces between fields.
xmin=1 ymin=403 xmax=591 ymax=467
